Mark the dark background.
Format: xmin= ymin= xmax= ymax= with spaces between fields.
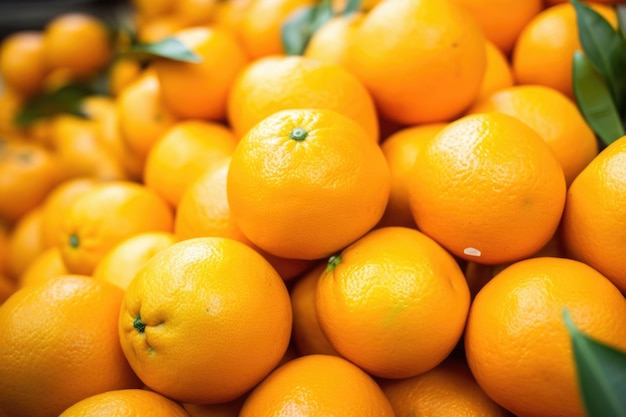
xmin=0 ymin=0 xmax=128 ymax=40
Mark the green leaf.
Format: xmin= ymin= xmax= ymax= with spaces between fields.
xmin=14 ymin=84 xmax=91 ymax=127
xmin=571 ymin=0 xmax=626 ymax=111
xmin=617 ymin=4 xmax=626 ymax=38
xmin=281 ymin=0 xmax=334 ymax=56
xmin=343 ymin=0 xmax=362 ymax=15
xmin=563 ymin=308 xmax=626 ymax=417
xmin=122 ymin=37 xmax=202 ymax=63
xmin=572 ymin=51 xmax=625 ymax=147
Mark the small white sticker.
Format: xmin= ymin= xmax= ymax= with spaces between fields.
xmin=463 ymin=247 xmax=481 ymax=257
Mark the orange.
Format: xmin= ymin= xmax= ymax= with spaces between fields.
xmin=239 ymin=354 xmax=395 ymax=416
xmin=144 ymin=120 xmax=237 ymax=207
xmin=152 ymin=26 xmax=248 ymax=121
xmin=512 ymin=2 xmax=617 ymax=98
xmin=59 ymin=389 xmax=190 ymax=417
xmin=0 ymin=141 xmax=64 ymax=223
xmin=463 ymin=232 xmax=567 ymax=299
xmin=108 ymin=58 xmax=142 ymax=98
xmin=50 ymin=114 xmax=129 ymax=181
xmin=561 ymin=135 xmax=626 ymax=293
xmin=290 ymin=263 xmax=339 ymax=356
xmin=0 ymin=223 xmax=9 ymax=276
xmin=237 ymin=0 xmax=314 ymax=59
xmin=317 ymin=227 xmax=470 ymax=378
xmin=116 ymin=69 xmax=179 ymax=163
xmin=475 ymin=40 xmax=514 ymax=101
xmin=0 ymin=90 xmax=24 ymax=136
xmin=450 ymin=0 xmax=543 ymax=54
xmin=182 ymin=395 xmax=246 ymax=417
xmin=469 ymin=85 xmax=598 ymax=185
xmin=227 ymin=55 xmax=379 ymax=142
xmin=227 ymin=108 xmax=390 ymax=260
xmin=465 ymin=256 xmax=626 ymax=417
xmin=136 ymin=15 xmax=190 ymax=44
xmin=119 ymin=237 xmax=292 ymax=404
xmin=40 ymin=178 xmax=100 ymax=248
xmin=378 ymin=122 xmax=447 ymax=228
xmin=0 ymin=275 xmax=142 ymax=417
xmin=7 ymin=207 xmax=46 ymax=280
xmin=346 ymin=0 xmax=486 ymax=125
xmin=175 ymin=159 xmax=246 ymax=243
xmin=175 ymin=158 xmax=314 ymax=281
xmin=42 ymin=13 xmax=112 ymax=77
xmin=84 ymin=95 xmax=144 ymax=181
xmin=212 ymin=0 xmax=253 ymax=37
xmin=0 ymin=30 xmax=47 ymax=96
xmin=58 ymin=181 xmax=174 ymax=275
xmin=92 ymin=232 xmax=177 ymax=290
xmin=19 ymin=247 xmax=68 ymax=288
xmin=303 ymin=11 xmax=363 ymax=68
xmin=408 ymin=112 xmax=566 ymax=265
xmin=380 ymin=357 xmax=510 ymax=416
xmin=175 ymin=0 xmax=220 ymax=26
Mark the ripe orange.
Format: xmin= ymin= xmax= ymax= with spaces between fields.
xmin=380 ymin=357 xmax=510 ymax=416
xmin=450 ymin=0 xmax=543 ymax=54
xmin=92 ymin=232 xmax=177 ymax=290
xmin=116 ymin=69 xmax=179 ymax=163
xmin=0 ymin=141 xmax=64 ymax=223
xmin=227 ymin=55 xmax=379 ymax=142
xmin=227 ymin=108 xmax=390 ymax=260
xmin=42 ymin=13 xmax=112 ymax=77
xmin=152 ymin=26 xmax=248 ymax=121
xmin=475 ymin=40 xmax=514 ymax=101
xmin=237 ymin=0 xmax=314 ymax=59
xmin=144 ymin=120 xmax=237 ymax=207
xmin=58 ymin=181 xmax=174 ymax=275
xmin=303 ymin=11 xmax=363 ymax=68
xmin=40 ymin=178 xmax=100 ymax=248
xmin=465 ymin=257 xmax=626 ymax=417
xmin=239 ymin=354 xmax=395 ymax=416
xmin=317 ymin=227 xmax=470 ymax=378
xmin=108 ymin=58 xmax=143 ymax=98
xmin=469 ymin=85 xmax=598 ymax=185
xmin=0 ymin=31 xmax=47 ymax=96
xmin=408 ymin=112 xmax=566 ymax=265
xmin=50 ymin=114 xmax=129 ymax=181
xmin=175 ymin=0 xmax=220 ymax=26
xmin=175 ymin=159 xmax=246 ymax=243
xmin=512 ymin=2 xmax=616 ymax=98
xmin=119 ymin=237 xmax=292 ymax=404
xmin=136 ymin=15 xmax=189 ymax=44
xmin=378 ymin=122 xmax=447 ymax=228
xmin=7 ymin=207 xmax=46 ymax=280
xmin=290 ymin=263 xmax=339 ymax=356
xmin=346 ymin=0 xmax=486 ymax=124
xmin=0 ymin=275 xmax=142 ymax=417
xmin=561 ymin=135 xmax=626 ymax=293
xmin=19 ymin=247 xmax=68 ymax=288
xmin=59 ymin=389 xmax=190 ymax=417
xmin=175 ymin=158 xmax=315 ymax=281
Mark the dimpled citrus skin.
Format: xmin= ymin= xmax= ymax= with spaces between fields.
xmin=316 ymin=227 xmax=470 ymax=378
xmin=465 ymin=257 xmax=626 ymax=417
xmin=0 ymin=276 xmax=142 ymax=417
xmin=408 ymin=112 xmax=566 ymax=265
xmin=58 ymin=389 xmax=191 ymax=417
xmin=346 ymin=0 xmax=486 ymax=125
xmin=227 ymin=108 xmax=390 ymax=260
xmin=118 ymin=237 xmax=293 ymax=405
xmin=469 ymin=84 xmax=598 ymax=186
xmin=561 ymin=135 xmax=626 ymax=293
xmin=227 ymin=55 xmax=379 ymax=142
xmin=239 ymin=354 xmax=396 ymax=417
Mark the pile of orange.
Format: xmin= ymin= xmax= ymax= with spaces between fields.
xmin=1 ymin=0 xmax=625 ymax=416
